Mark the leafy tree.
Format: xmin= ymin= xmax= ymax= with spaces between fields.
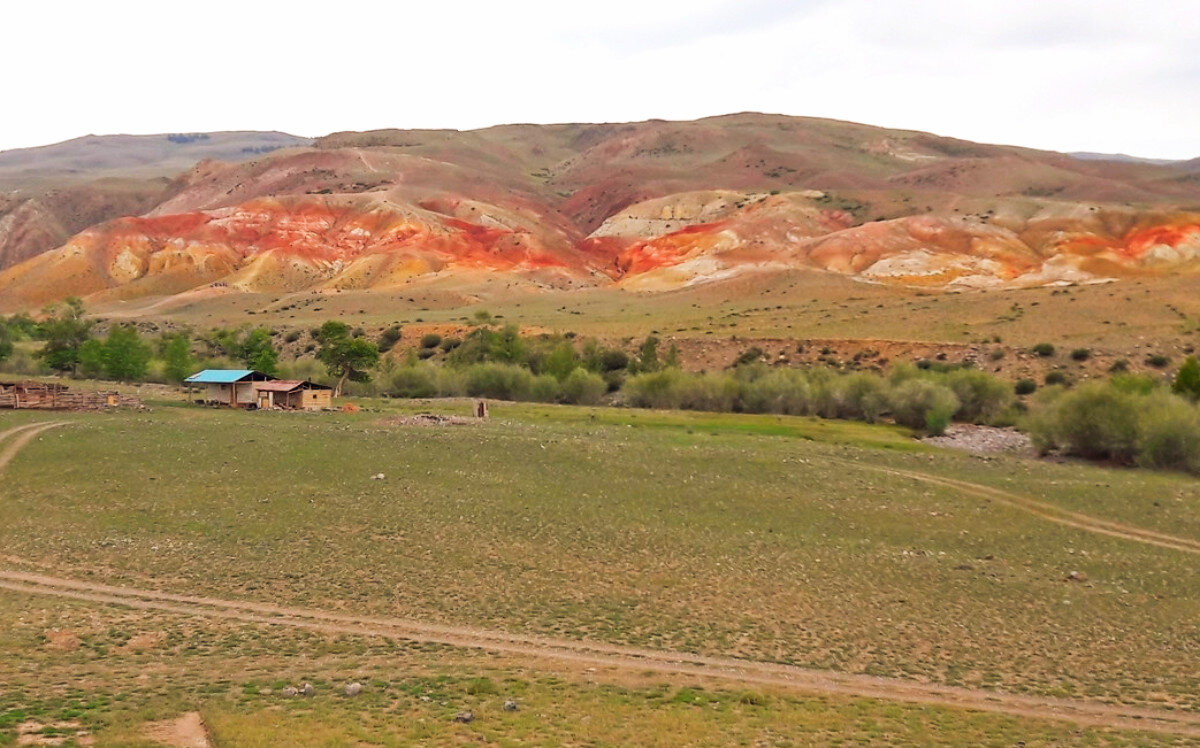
xmin=0 ymin=318 xmax=13 ymax=365
xmin=101 ymin=325 xmax=152 ymax=381
xmin=663 ymin=343 xmax=681 ymax=369
xmin=317 ymin=321 xmax=379 ymax=394
xmin=240 ymin=328 xmax=278 ymax=375
xmin=632 ymin=335 xmax=660 ymax=373
xmin=541 ymin=342 xmax=580 ymax=381
xmin=37 ymin=297 xmax=94 ymax=374
xmin=161 ymin=332 xmax=195 ymax=384
xmin=1173 ymin=356 xmax=1200 ymax=402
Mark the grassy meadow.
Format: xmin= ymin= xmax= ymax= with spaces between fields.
xmin=2 ymin=396 xmax=1200 ymax=744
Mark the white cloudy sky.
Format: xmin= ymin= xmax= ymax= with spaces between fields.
xmin=3 ymin=0 xmax=1197 ymax=158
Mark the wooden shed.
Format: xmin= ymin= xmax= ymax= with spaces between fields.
xmin=184 ymin=369 xmax=275 ymax=407
xmin=253 ymin=380 xmax=333 ymax=411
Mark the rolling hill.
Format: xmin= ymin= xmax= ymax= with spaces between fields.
xmin=1 ymin=114 xmax=1198 ymax=311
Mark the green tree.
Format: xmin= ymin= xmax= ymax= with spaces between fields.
xmin=37 ymin=297 xmax=94 ymax=374
xmin=317 ymin=321 xmax=380 ymax=394
xmin=663 ymin=343 xmax=680 ymax=369
xmin=100 ymin=325 xmax=152 ymax=381
xmin=0 ymin=318 xmax=13 ymax=365
xmin=240 ymin=328 xmax=278 ymax=375
xmin=541 ymin=342 xmax=580 ymax=381
xmin=633 ymin=335 xmax=660 ymax=373
xmin=161 ymin=333 xmax=195 ymax=384
xmin=1173 ymin=356 xmax=1200 ymax=402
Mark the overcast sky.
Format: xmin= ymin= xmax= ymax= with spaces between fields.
xmin=3 ymin=0 xmax=1197 ymax=159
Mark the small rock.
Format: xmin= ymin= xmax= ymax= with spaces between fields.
xmin=300 ymin=682 xmax=315 ymax=697
xmin=344 ymin=682 xmax=363 ymax=697
xmin=503 ymin=700 xmax=518 ymax=712
xmin=371 ymin=473 xmax=385 ymax=480
xmin=453 ymin=710 xmax=474 ymax=724
xmin=1066 ymin=570 xmax=1088 ymax=582
xmin=420 ymin=695 xmax=432 ymax=702
xmin=954 ymin=564 xmax=974 ymax=571
xmin=281 ymin=687 xmax=298 ymax=697
xmin=258 ymin=687 xmax=272 ymax=696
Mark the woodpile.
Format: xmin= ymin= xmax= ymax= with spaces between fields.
xmin=0 ymin=381 xmax=143 ymax=410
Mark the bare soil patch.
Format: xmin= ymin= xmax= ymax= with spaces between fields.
xmin=143 ymin=712 xmax=211 ymax=748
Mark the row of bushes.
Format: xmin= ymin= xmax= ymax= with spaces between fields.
xmin=360 ymin=361 xmax=1013 ymax=435
xmin=622 ymin=364 xmax=1010 ymax=434
xmin=380 ymin=363 xmax=609 ymax=405
xmin=1026 ymin=383 xmax=1200 ymax=473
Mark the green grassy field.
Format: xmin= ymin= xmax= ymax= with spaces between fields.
xmin=2 ymin=400 xmax=1200 ymax=744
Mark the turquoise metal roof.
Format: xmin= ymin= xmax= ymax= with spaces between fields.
xmin=184 ymin=369 xmax=258 ymax=384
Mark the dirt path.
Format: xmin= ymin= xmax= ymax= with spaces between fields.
xmin=2 ymin=570 xmax=1200 ymax=737
xmin=0 ymin=421 xmax=69 ymax=472
xmin=830 ymin=457 xmax=1200 ymax=555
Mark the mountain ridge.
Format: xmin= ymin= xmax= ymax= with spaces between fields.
xmin=1 ymin=114 xmax=1198 ymax=311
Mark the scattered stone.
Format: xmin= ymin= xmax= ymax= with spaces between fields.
xmin=281 ymin=687 xmax=298 ymax=697
xmin=344 ymin=682 xmax=363 ymax=697
xmin=258 ymin=688 xmax=272 ymax=696
xmin=503 ymin=700 xmax=518 ymax=712
xmin=1066 ymin=570 xmax=1088 ymax=582
xmin=922 ymin=424 xmax=1034 ymax=455
xmin=453 ymin=710 xmax=475 ymax=724
xmin=370 ymin=473 xmax=385 ymax=480
xmin=300 ymin=682 xmax=315 ymax=697
xmin=954 ymin=563 xmax=974 ymax=571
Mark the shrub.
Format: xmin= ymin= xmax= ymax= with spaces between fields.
xmin=738 ymin=369 xmax=810 ymax=415
xmin=1109 ymin=373 xmax=1159 ymax=395
xmin=624 ymin=369 xmax=685 ymax=409
xmin=377 ymin=326 xmax=402 ymax=352
xmin=463 ymin=363 xmax=533 ymax=400
xmin=1172 ymin=356 xmax=1200 ymax=401
xmin=1032 ymin=343 xmax=1056 ymax=357
xmin=1146 ymin=354 xmax=1170 ymax=368
xmin=440 ymin=337 xmax=461 ymax=352
xmin=1136 ymin=396 xmax=1200 ymax=473
xmin=419 ymin=333 xmax=442 ymax=349
xmin=889 ymin=379 xmax=959 ymax=435
xmin=528 ymin=374 xmax=561 ymax=403
xmin=838 ymin=372 xmax=890 ymax=422
xmin=1044 ymin=371 xmax=1068 ymax=386
xmin=1109 ymin=358 xmax=1129 ymax=373
xmin=1070 ymin=348 xmax=1091 ymax=361
xmin=387 ymin=366 xmax=438 ymax=398
xmin=944 ymin=369 xmax=1012 ymax=423
xmin=678 ymin=373 xmax=739 ymax=412
xmin=1045 ymin=383 xmax=1140 ymax=462
xmin=560 ymin=369 xmax=607 ymax=405
xmin=1014 ymin=378 xmax=1037 ymax=395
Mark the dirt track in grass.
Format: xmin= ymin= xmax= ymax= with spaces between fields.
xmin=4 ymin=419 xmax=1200 ymax=737
xmin=3 ymin=569 xmax=1200 ymax=737
xmin=831 ymin=457 xmax=1200 ymax=555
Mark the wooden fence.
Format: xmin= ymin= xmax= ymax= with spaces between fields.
xmin=0 ymin=389 xmax=143 ymax=411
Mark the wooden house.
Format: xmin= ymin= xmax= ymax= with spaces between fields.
xmin=184 ymin=370 xmax=333 ymax=410
xmin=254 ymin=380 xmax=333 ymax=411
xmin=184 ymin=369 xmax=275 ymax=407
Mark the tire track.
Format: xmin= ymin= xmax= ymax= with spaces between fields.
xmin=2 ymin=570 xmax=1200 ymax=736
xmin=829 ymin=457 xmax=1200 ymax=555
xmin=0 ymin=421 xmax=69 ymax=472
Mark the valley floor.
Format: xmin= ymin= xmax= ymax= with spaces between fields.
xmin=2 ymin=400 xmax=1199 ymax=745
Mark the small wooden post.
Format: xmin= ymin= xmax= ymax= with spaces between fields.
xmin=475 ymin=400 xmax=488 ymax=419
